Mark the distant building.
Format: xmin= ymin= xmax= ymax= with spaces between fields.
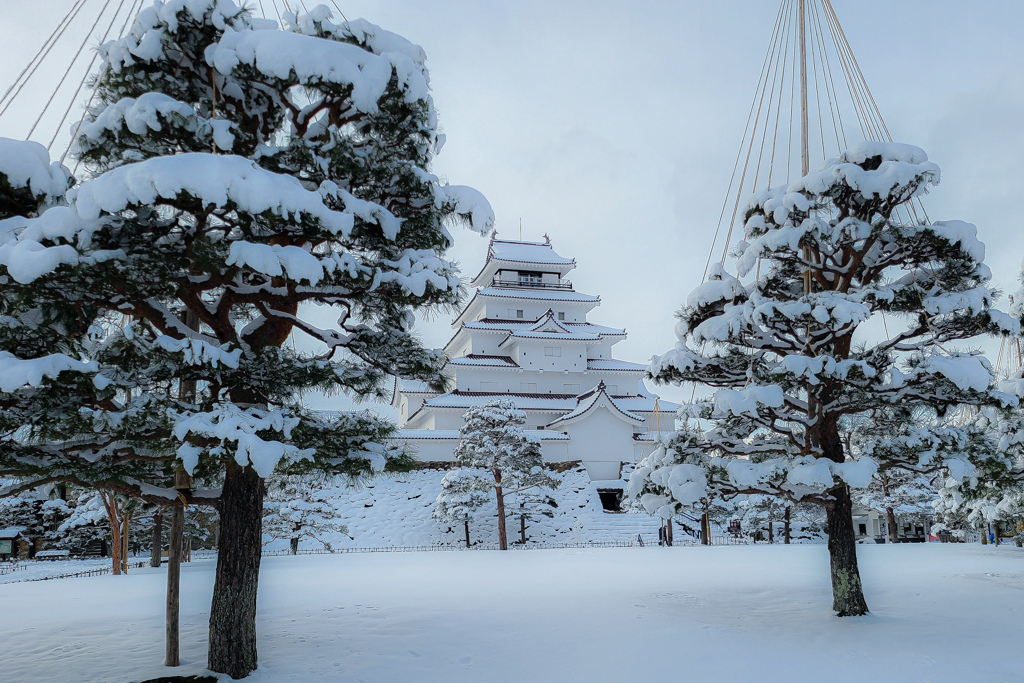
xmin=392 ymin=237 xmax=676 ymax=483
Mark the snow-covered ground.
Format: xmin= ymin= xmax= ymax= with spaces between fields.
xmin=1 ymin=544 xmax=1021 ymax=682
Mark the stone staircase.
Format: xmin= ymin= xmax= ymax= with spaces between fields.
xmin=580 ymin=511 xmax=665 ymax=544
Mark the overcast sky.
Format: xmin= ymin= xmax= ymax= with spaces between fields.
xmin=2 ymin=0 xmax=1023 ymax=414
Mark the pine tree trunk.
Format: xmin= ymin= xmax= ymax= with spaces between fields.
xmin=825 ymin=485 xmax=869 ymax=616
xmin=464 ymin=520 xmax=471 ymax=548
xmin=151 ymin=512 xmax=163 ymax=568
xmin=110 ymin=518 xmax=123 ymax=575
xmin=290 ymin=537 xmax=299 ymax=555
xmin=520 ymin=512 xmax=527 ymax=545
xmin=166 ymin=503 xmax=184 ymax=667
xmin=784 ymin=506 xmax=791 ymax=544
xmin=102 ymin=494 xmax=123 ymax=576
xmin=208 ymin=462 xmax=264 ymax=678
xmin=666 ymin=519 xmax=673 ymax=546
xmin=886 ymin=508 xmax=899 ymax=544
xmin=494 ymin=470 xmax=508 ymax=551
xmin=767 ymin=517 xmax=774 ymax=544
xmin=700 ymin=512 xmax=710 ymax=546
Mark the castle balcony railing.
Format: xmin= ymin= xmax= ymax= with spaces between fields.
xmin=490 ymin=278 xmax=573 ymax=290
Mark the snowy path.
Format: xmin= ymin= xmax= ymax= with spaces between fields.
xmin=1 ymin=544 xmax=1021 ymax=682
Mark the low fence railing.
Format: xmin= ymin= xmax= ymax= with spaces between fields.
xmin=257 ymin=537 xmax=756 ymax=556
xmin=11 ymin=559 xmax=149 ymax=583
xmin=3 ymin=537 xmax=761 ymax=579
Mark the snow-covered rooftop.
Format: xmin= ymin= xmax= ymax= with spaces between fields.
xmin=395 ymin=379 xmax=440 ymax=394
xmin=489 ymin=239 xmax=575 ymax=266
xmin=417 ymin=391 xmax=675 ymax=414
xmin=547 ymin=383 xmax=643 ymax=427
xmin=446 ymin=355 xmax=519 ymax=368
xmin=0 ymin=526 xmax=27 ymax=538
xmin=397 ymin=429 xmax=569 ymax=441
xmin=586 ymin=359 xmax=647 ymax=373
xmin=462 ymin=320 xmax=624 ymax=335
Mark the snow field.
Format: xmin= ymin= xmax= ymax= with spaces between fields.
xmin=1 ymin=544 xmax=1021 ymax=682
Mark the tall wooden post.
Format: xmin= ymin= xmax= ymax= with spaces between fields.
xmin=464 ymin=520 xmax=471 ymax=549
xmin=166 ymin=469 xmax=190 ymax=667
xmin=168 ymin=310 xmax=199 ymax=666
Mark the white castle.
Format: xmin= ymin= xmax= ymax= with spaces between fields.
xmin=392 ymin=237 xmax=677 ymax=483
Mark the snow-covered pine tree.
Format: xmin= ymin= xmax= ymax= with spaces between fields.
xmin=433 ymin=468 xmax=492 ymax=548
xmin=450 ymin=399 xmax=558 ymax=550
xmin=263 ymin=476 xmax=348 ymax=553
xmin=0 ymin=2 xmax=491 ymax=676
xmin=636 ymin=142 xmax=1016 ymax=615
xmin=935 ymin=270 xmax=1024 ymax=541
xmin=851 ymin=407 xmax=947 ymax=542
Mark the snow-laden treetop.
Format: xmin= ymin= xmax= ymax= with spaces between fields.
xmin=643 ymin=141 xmax=1017 ymax=506
xmin=0 ymin=1 xmax=493 ymax=501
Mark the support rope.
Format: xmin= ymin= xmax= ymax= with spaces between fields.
xmin=26 ymin=0 xmax=115 ymax=140
xmin=0 ymin=0 xmax=90 ymax=120
xmin=49 ymin=0 xmax=133 ymax=151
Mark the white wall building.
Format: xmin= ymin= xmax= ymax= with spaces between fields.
xmin=392 ymin=237 xmax=677 ymax=483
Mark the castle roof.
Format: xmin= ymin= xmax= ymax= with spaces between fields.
xmin=397 ymin=429 xmax=569 ymax=441
xmin=489 ymin=239 xmax=575 ymax=266
xmin=546 ymin=382 xmax=644 ymax=428
xmin=469 ymin=237 xmax=576 ymax=287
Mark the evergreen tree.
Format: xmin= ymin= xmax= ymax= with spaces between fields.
xmin=0 ymin=2 xmax=490 ymax=676
xmin=634 ymin=143 xmax=1015 ymax=615
xmin=263 ymin=476 xmax=348 ymax=553
xmin=433 ymin=468 xmax=492 ymax=548
xmin=449 ymin=399 xmax=558 ymax=550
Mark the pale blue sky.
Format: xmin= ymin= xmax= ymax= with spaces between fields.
xmin=2 ymin=0 xmax=1023 ymax=412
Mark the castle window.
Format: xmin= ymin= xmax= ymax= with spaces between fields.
xmin=557 ymin=312 xmax=565 ymax=320
xmin=521 ymin=382 xmax=538 ymax=392
xmin=545 ymin=347 xmax=561 ymax=357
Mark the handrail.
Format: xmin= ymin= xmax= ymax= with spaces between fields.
xmin=490 ymin=278 xmax=573 ymax=290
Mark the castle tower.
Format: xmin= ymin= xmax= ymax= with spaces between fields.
xmin=392 ymin=237 xmax=676 ymax=481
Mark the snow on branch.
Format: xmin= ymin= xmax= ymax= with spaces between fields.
xmin=68 ymin=153 xmax=355 ymax=235
xmin=0 ymin=351 xmax=98 ymax=392
xmin=207 ymin=26 xmax=429 ymax=113
xmin=0 ymin=138 xmax=70 ymax=202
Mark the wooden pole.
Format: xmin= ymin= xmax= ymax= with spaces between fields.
xmin=464 ymin=520 xmax=471 ymax=548
xmin=121 ymin=513 xmax=130 ymax=573
xmin=166 ymin=470 xmax=190 ymax=667
xmin=168 ymin=310 xmax=200 ymax=666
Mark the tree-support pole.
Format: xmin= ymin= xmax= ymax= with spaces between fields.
xmin=464 ymin=520 xmax=470 ymax=549
xmin=495 ymin=475 xmax=508 ymax=551
xmin=166 ymin=496 xmax=185 ymax=667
